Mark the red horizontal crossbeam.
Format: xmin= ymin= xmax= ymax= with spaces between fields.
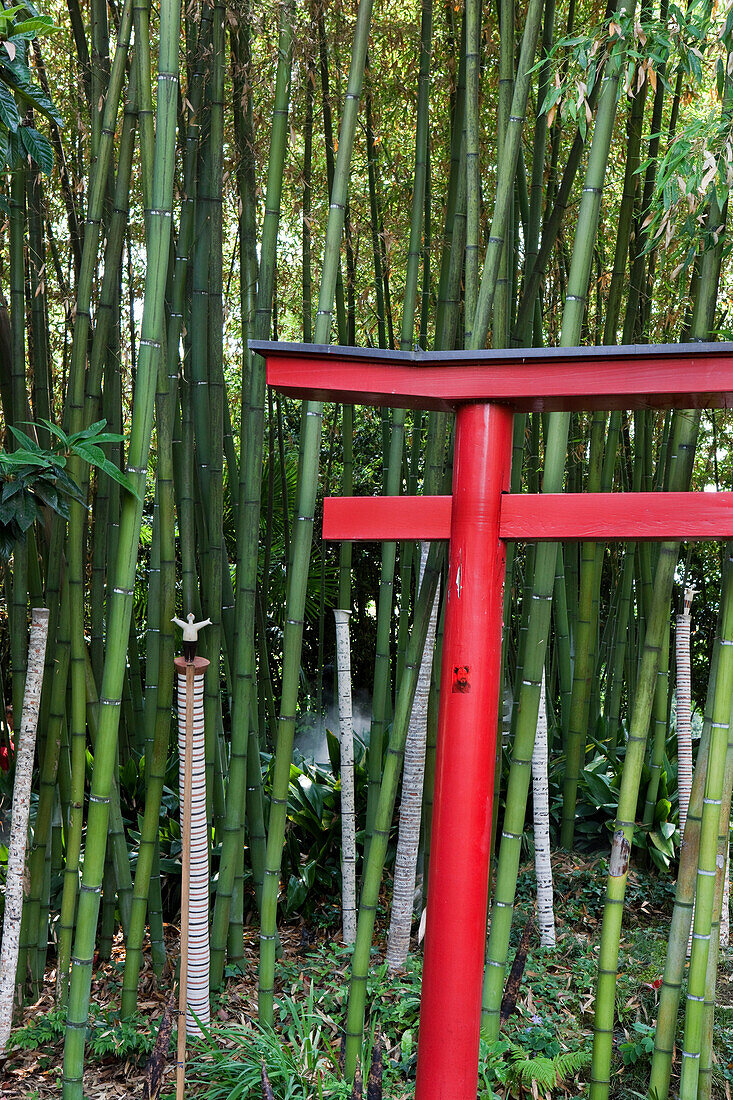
xmin=502 ymin=492 xmax=733 ymax=540
xmin=254 ymin=339 xmax=733 ymax=413
xmin=323 ymin=492 xmax=733 ymax=542
xmin=323 ymin=495 xmax=452 ymax=540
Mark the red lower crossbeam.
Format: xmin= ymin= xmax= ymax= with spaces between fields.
xmin=323 ymin=491 xmax=733 ymax=542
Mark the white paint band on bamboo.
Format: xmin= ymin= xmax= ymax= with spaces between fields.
xmin=175 ymin=657 xmax=211 ymax=1036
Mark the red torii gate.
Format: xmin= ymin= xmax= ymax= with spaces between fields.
xmin=253 ymin=338 xmax=733 ymax=1100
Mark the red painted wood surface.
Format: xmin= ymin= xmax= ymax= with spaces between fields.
xmin=259 ymin=342 xmax=733 ymax=413
xmin=415 ymin=403 xmax=513 ymax=1100
xmin=500 ymin=492 xmax=733 ymax=540
xmin=323 ymin=495 xmax=452 ymax=540
xmin=323 ymin=492 xmax=733 ymax=542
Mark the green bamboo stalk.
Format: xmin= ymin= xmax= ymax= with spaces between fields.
xmin=434 ymin=25 xmax=465 ymax=348
xmin=516 ymin=0 xmax=555 ymax=348
xmin=482 ymin=4 xmax=636 ymax=1036
xmin=120 ymin=363 xmax=176 ymax=1015
xmin=98 ymin=853 xmax=115 ymax=960
xmin=339 ymin=405 xmax=354 ymax=608
xmin=677 ymin=555 xmax=733 ymax=1099
xmin=57 ymin=496 xmax=89 ymax=1005
xmin=590 ymin=211 xmax=726 ymax=1095
xmin=605 ymin=547 xmax=634 ymax=747
xmin=471 ymin=0 xmax=544 ymax=347
xmin=83 ymin=654 xmax=133 ymax=935
xmin=589 ymin=540 xmax=682 ymax=1097
xmin=648 ymin=655 xmax=715 ymax=1099
xmin=491 ymin=0 xmax=515 ymax=347
xmin=258 ymin=0 xmax=377 ymax=1023
xmin=696 ymin=720 xmax=733 ymax=1100
xmin=463 ymin=0 xmax=480 ymax=339
xmin=89 ymin=60 xmax=138 ymax=685
xmin=120 ymin=42 xmax=183 ymax=980
xmin=26 ymin=169 xmax=50 ymax=446
xmin=131 ymin=0 xmax=154 ymax=214
xmin=511 ymin=11 xmax=611 ymax=344
xmin=31 ymin=810 xmax=53 ymax=992
xmin=553 ymin=548 xmax=572 ymax=739
xmin=602 ymin=61 xmax=647 ymax=344
xmin=90 ymin=0 xmax=110 ymax=160
xmin=344 ymin=543 xmax=444 ymax=1077
xmin=401 ymin=0 xmax=432 ymax=351
xmin=365 ymin=0 xmax=432 ymax=842
xmin=209 ymin=0 xmax=296 ymax=990
xmin=8 ymin=168 xmax=29 ymax=750
xmin=57 ymin=7 xmax=134 ymax=1012
xmin=203 ymin=0 xmax=226 ymax=846
xmin=396 ymin=415 xmax=423 ymax=686
xmin=303 ymin=43 xmax=314 ymax=344
xmin=560 ymin=411 xmax=606 ymax=847
xmin=620 ymin=0 xmax=671 ymax=344
xmin=641 ymin=620 xmax=670 ymax=824
xmin=61 ymin=0 xmax=180 ymax=1086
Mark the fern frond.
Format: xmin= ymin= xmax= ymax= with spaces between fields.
xmin=554 ymin=1047 xmax=592 ymax=1080
xmin=505 ymin=1042 xmax=591 ymax=1097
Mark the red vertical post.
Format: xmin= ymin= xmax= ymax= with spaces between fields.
xmin=415 ymin=401 xmax=514 ymax=1100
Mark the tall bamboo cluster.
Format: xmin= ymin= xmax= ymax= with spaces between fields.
xmin=0 ymin=0 xmax=731 ymax=1091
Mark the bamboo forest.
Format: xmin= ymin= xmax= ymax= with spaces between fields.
xmin=1 ymin=0 xmax=733 ymax=1092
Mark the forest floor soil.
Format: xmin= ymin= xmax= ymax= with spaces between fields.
xmin=1 ymin=854 xmax=731 ymax=1099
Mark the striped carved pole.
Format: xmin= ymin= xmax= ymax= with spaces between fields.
xmin=676 ymin=586 xmax=696 ymax=838
xmin=174 ymin=647 xmax=210 ymax=1094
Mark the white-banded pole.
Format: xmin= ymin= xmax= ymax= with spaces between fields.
xmin=0 ymin=608 xmax=50 ymax=1057
xmin=333 ymin=610 xmax=357 ymax=944
xmin=387 ymin=542 xmax=440 ymax=971
xmin=676 ymin=587 xmax=696 ymax=839
xmin=532 ymin=669 xmax=556 ymax=948
xmin=174 ymin=653 xmax=210 ymax=1099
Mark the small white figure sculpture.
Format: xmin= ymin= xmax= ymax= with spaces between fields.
xmin=172 ymin=612 xmax=211 ymax=662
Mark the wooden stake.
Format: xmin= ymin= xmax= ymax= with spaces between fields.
xmin=176 ymin=661 xmax=195 ymax=1100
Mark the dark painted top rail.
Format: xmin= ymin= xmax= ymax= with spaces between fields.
xmin=251 ymin=339 xmax=733 ymax=413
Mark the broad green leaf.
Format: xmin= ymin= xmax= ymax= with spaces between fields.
xmin=3 ymin=75 xmax=61 ymax=126
xmin=38 ymin=418 xmax=69 ymax=446
xmin=70 ymin=419 xmax=108 ymax=441
xmin=0 ymin=78 xmax=19 ymax=131
xmin=73 ymin=442 xmax=106 ymax=465
xmin=7 ymin=425 xmax=42 ymax=452
xmin=12 ymin=489 xmax=39 ymax=532
xmin=75 ymin=447 xmax=141 ymax=499
xmin=1 ymin=51 xmax=31 ymax=85
xmin=11 ymin=16 xmax=58 ymax=37
xmin=53 ymin=467 xmax=85 ymax=504
xmin=19 ymin=125 xmax=52 ymax=173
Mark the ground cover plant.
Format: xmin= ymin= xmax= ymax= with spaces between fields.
xmin=4 ymin=853 xmax=730 ymax=1097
